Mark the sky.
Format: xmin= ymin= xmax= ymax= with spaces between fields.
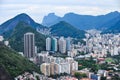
xmin=0 ymin=0 xmax=120 ymax=24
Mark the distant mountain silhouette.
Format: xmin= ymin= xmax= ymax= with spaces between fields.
xmin=42 ymin=11 xmax=120 ymax=30
xmin=0 ymin=13 xmax=46 ymax=34
xmin=42 ymin=13 xmax=61 ymax=27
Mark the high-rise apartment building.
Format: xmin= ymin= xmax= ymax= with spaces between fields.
xmin=24 ymin=32 xmax=35 ymax=58
xmin=46 ymin=37 xmax=51 ymax=51
xmin=51 ymin=38 xmax=57 ymax=52
xmin=59 ymin=37 xmax=66 ymax=53
xmin=66 ymin=37 xmax=71 ymax=51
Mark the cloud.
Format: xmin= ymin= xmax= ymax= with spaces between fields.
xmin=0 ymin=0 xmax=120 ymax=24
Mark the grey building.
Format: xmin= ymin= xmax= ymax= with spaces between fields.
xmin=24 ymin=32 xmax=35 ymax=58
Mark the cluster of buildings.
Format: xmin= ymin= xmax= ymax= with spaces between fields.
xmin=23 ymin=32 xmax=77 ymax=63
xmin=72 ymin=68 xmax=109 ymax=80
xmin=23 ymin=33 xmax=79 ymax=77
xmin=15 ymin=72 xmax=78 ymax=80
xmin=36 ymin=52 xmax=78 ymax=76
xmin=15 ymin=72 xmax=54 ymax=80
xmin=46 ymin=37 xmax=71 ymax=54
xmin=75 ymin=30 xmax=120 ymax=58
xmin=36 ymin=27 xmax=51 ymax=35
xmin=12 ymin=31 xmax=120 ymax=80
xmin=23 ymin=33 xmax=72 ymax=59
xmin=57 ymin=76 xmax=78 ymax=80
xmin=24 ymin=31 xmax=115 ymax=60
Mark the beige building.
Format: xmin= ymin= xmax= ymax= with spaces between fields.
xmin=50 ymin=62 xmax=55 ymax=75
xmin=40 ymin=63 xmax=50 ymax=76
xmin=54 ymin=63 xmax=61 ymax=74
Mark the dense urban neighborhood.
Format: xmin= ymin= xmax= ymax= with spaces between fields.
xmin=0 ymin=1 xmax=120 ymax=79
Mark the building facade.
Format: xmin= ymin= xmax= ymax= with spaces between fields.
xmin=46 ymin=37 xmax=51 ymax=51
xmin=51 ymin=38 xmax=57 ymax=52
xmin=24 ymin=32 xmax=35 ymax=58
xmin=66 ymin=37 xmax=71 ymax=51
xmin=59 ymin=37 xmax=66 ymax=53
xmin=41 ymin=63 xmax=50 ymax=76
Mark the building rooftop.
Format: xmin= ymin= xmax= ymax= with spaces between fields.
xmin=25 ymin=32 xmax=34 ymax=35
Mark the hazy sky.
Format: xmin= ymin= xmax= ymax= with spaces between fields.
xmin=0 ymin=0 xmax=120 ymax=24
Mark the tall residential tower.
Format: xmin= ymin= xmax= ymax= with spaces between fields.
xmin=46 ymin=37 xmax=51 ymax=51
xmin=66 ymin=37 xmax=71 ymax=51
xmin=59 ymin=37 xmax=66 ymax=54
xmin=51 ymin=37 xmax=57 ymax=52
xmin=24 ymin=32 xmax=35 ymax=58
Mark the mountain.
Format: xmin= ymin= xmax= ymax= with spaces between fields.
xmin=102 ymin=19 xmax=120 ymax=34
xmin=42 ymin=13 xmax=61 ymax=27
xmin=0 ymin=42 xmax=40 ymax=77
xmin=97 ymin=12 xmax=120 ymax=30
xmin=0 ymin=13 xmax=46 ymax=34
xmin=2 ymin=21 xmax=46 ymax=52
xmin=50 ymin=21 xmax=86 ymax=38
xmin=42 ymin=11 xmax=120 ymax=30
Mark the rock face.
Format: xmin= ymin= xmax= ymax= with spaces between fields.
xmin=42 ymin=13 xmax=61 ymax=27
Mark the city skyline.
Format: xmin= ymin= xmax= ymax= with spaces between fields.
xmin=0 ymin=0 xmax=120 ymax=24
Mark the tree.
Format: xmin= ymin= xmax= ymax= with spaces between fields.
xmin=74 ymin=72 xmax=81 ymax=79
xmin=111 ymin=74 xmax=120 ymax=80
xmin=101 ymin=76 xmax=106 ymax=80
xmin=36 ymin=76 xmax=40 ymax=80
xmin=90 ymin=64 xmax=100 ymax=73
xmin=74 ymin=72 xmax=87 ymax=79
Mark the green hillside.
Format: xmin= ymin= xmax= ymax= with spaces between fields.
xmin=2 ymin=21 xmax=46 ymax=52
xmin=102 ymin=20 xmax=120 ymax=34
xmin=0 ymin=42 xmax=40 ymax=77
xmin=50 ymin=21 xmax=86 ymax=39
